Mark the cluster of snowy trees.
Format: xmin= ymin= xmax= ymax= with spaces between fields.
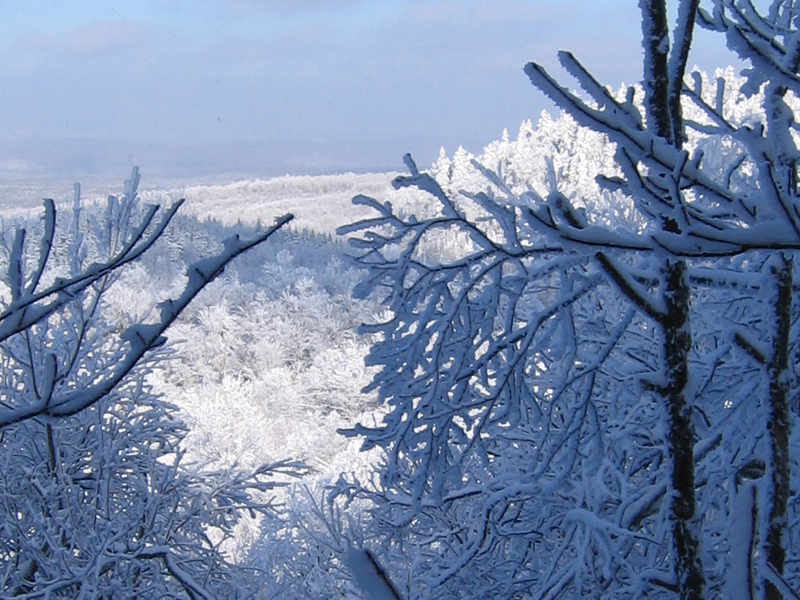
xmin=134 ymin=218 xmax=381 ymax=478
xmin=339 ymin=1 xmax=800 ymax=599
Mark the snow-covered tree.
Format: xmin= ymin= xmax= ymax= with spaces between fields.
xmin=341 ymin=1 xmax=800 ymax=599
xmin=0 ymin=168 xmax=300 ymax=598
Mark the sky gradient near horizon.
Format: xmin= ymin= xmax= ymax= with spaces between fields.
xmin=0 ymin=1 xmax=737 ymax=183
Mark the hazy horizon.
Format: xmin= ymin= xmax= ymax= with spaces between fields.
xmin=1 ymin=1 xmax=738 ymax=184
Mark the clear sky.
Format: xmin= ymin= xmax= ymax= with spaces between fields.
xmin=0 ymin=1 xmax=735 ymax=182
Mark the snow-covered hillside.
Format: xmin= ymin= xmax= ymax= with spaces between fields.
xmin=0 ymin=171 xmax=397 ymax=237
xmin=181 ymin=172 xmax=397 ymax=234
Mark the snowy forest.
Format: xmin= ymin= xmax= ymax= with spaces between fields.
xmin=5 ymin=0 xmax=800 ymax=599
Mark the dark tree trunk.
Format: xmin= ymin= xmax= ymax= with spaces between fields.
xmin=765 ymin=254 xmax=792 ymax=600
xmin=640 ymin=2 xmax=705 ymax=597
xmin=640 ymin=0 xmax=673 ymax=143
xmin=661 ymin=259 xmax=704 ymax=600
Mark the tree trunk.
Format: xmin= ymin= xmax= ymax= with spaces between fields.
xmin=661 ymin=259 xmax=704 ymax=600
xmin=765 ymin=254 xmax=792 ymax=600
xmin=639 ymin=3 xmax=704 ymax=593
xmin=640 ymin=0 xmax=672 ymax=143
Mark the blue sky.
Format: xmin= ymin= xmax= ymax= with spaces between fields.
xmin=0 ymin=1 xmax=735 ymax=181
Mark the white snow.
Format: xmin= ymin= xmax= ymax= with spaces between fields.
xmin=181 ymin=172 xmax=398 ymax=234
